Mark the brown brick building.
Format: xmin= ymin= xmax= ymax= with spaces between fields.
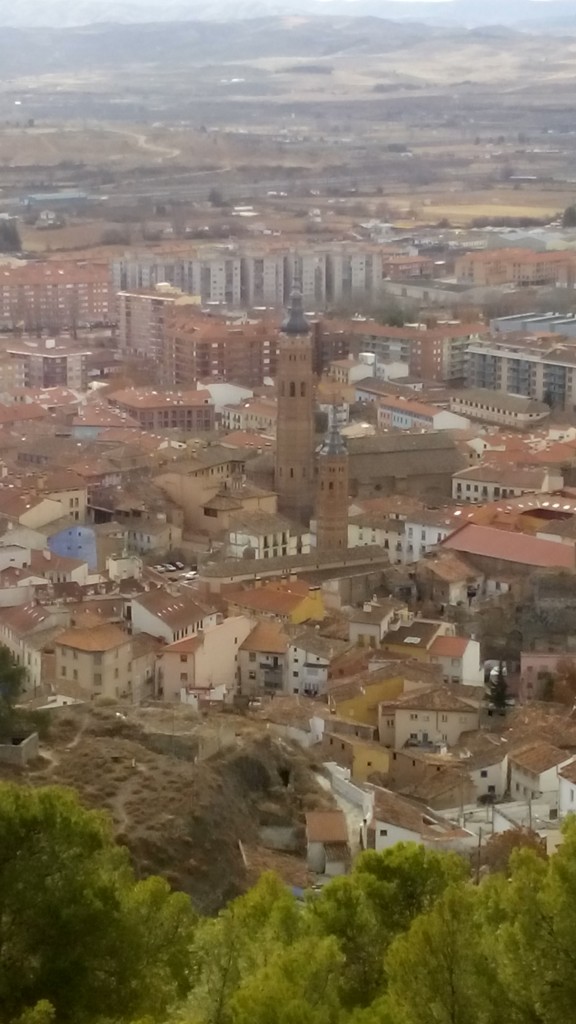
xmin=315 ymin=420 xmax=349 ymax=552
xmin=106 ymin=387 xmax=215 ymax=432
xmin=164 ymin=308 xmax=277 ymax=388
xmin=0 ymin=260 xmax=112 ymax=331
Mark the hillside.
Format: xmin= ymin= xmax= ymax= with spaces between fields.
xmin=9 ymin=707 xmax=332 ymax=912
xmin=0 ymin=16 xmax=555 ymax=79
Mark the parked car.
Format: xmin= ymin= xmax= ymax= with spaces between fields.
xmin=174 ymin=561 xmax=185 ymax=570
xmin=153 ymin=564 xmax=166 ymax=572
xmin=163 ymin=563 xmax=178 ymax=572
xmin=183 ymin=570 xmax=198 ymax=580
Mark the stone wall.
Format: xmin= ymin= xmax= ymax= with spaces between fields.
xmin=0 ymin=731 xmax=39 ymax=766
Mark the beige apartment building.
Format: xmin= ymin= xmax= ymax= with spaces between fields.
xmin=379 ymin=686 xmax=480 ymax=749
xmin=55 ymin=623 xmax=133 ymax=701
xmin=117 ymin=285 xmax=200 ymax=361
xmin=6 ymin=338 xmax=90 ymax=390
xmin=155 ymin=614 xmax=252 ymax=702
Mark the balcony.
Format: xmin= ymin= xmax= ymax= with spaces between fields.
xmin=262 ymin=668 xmax=283 ymax=690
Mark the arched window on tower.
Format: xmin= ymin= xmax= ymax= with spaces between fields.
xmin=289 ymin=382 xmax=296 ymax=397
xmin=301 ymin=382 xmax=306 ymax=396
xmin=280 ymin=381 xmax=285 ymax=397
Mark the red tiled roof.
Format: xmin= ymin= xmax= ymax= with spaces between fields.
xmin=442 ymin=523 xmax=576 ymax=569
xmin=429 ymin=635 xmax=471 ymax=658
xmin=305 ymin=810 xmax=348 ymax=844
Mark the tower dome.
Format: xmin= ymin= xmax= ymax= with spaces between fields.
xmin=281 ymin=287 xmax=309 ymax=336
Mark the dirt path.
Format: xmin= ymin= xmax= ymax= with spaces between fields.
xmin=66 ymin=712 xmax=90 ymax=751
xmin=110 ymin=762 xmax=149 ymax=833
xmin=105 ymin=126 xmax=181 ymax=160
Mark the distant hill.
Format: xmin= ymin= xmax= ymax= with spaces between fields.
xmin=0 ymin=17 xmax=457 ymax=75
xmin=2 ymin=0 xmax=576 ymax=30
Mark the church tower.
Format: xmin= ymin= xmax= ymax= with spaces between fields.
xmin=315 ymin=413 xmax=349 ymax=553
xmin=274 ymin=288 xmax=315 ymax=522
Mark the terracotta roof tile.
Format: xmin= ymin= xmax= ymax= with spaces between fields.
xmin=240 ymin=620 xmax=290 ymax=655
xmin=305 ymin=810 xmax=348 ymax=844
xmin=387 ymin=684 xmax=479 ymax=713
xmin=429 ymin=635 xmax=472 ymax=658
xmin=56 ymin=623 xmax=129 ymax=652
xmin=509 ymin=741 xmax=572 ymax=775
xmin=442 ymin=523 xmax=576 ymax=569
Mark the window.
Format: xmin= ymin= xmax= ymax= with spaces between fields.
xmin=249 ymin=652 xmax=256 ymax=662
xmin=180 ymin=672 xmax=188 ymax=682
xmin=61 ymin=666 xmax=67 ymax=677
xmin=180 ymin=654 xmax=187 ymax=663
xmin=248 ymin=671 xmax=256 ymax=680
xmin=379 ymin=828 xmax=388 ymax=837
xmin=289 ymin=381 xmax=296 ymax=397
xmin=480 ymin=770 xmax=488 ymax=778
xmin=409 ymin=713 xmax=418 ymax=721
xmin=441 ymin=714 xmax=448 ymax=723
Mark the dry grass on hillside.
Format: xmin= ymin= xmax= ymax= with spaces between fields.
xmin=3 ymin=707 xmax=331 ymax=912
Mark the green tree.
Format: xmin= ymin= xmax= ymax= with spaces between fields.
xmin=488 ymin=817 xmax=576 ymax=1023
xmin=229 ymin=936 xmax=343 ymax=1024
xmin=187 ymin=874 xmax=302 ymax=1024
xmin=0 ymin=645 xmax=27 ymax=738
xmin=383 ymin=885 xmax=506 ymax=1024
xmin=0 ymin=784 xmax=196 ymax=1024
xmin=488 ymin=661 xmax=508 ymax=711
xmin=309 ymin=844 xmax=467 ymax=1010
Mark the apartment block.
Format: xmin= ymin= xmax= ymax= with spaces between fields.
xmin=0 ymin=260 xmax=112 ymax=331
xmin=112 ymin=251 xmax=242 ymax=305
xmin=118 ymin=285 xmax=199 ymax=360
xmin=107 ymin=387 xmax=215 ymax=431
xmin=6 ymin=338 xmax=90 ymax=389
xmin=111 ymin=243 xmax=411 ymax=312
xmin=330 ymin=319 xmax=485 ymax=384
xmin=164 ymin=307 xmax=277 ymax=388
xmin=455 ymin=248 xmax=576 ymax=288
xmin=467 ymin=334 xmax=576 ymax=411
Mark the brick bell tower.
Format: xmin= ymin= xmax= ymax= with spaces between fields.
xmin=275 ymin=288 xmax=315 ymax=522
xmin=315 ymin=413 xmax=349 ymax=553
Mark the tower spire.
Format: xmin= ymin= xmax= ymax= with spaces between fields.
xmin=281 ymin=286 xmax=309 ymax=337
